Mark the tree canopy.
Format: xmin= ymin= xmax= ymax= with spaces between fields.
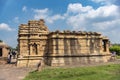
xmin=110 ymin=44 xmax=120 ymax=55
xmin=0 ymin=40 xmax=3 ymax=42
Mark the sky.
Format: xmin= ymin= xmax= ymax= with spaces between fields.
xmin=0 ymin=0 xmax=120 ymax=48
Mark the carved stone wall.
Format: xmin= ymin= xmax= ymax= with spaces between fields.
xmin=46 ymin=31 xmax=111 ymax=66
xmin=17 ymin=19 xmax=111 ymax=67
xmin=17 ymin=19 xmax=49 ymax=67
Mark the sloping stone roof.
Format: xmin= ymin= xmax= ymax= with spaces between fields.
xmin=0 ymin=42 xmax=9 ymax=48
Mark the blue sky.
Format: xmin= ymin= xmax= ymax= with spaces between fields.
xmin=0 ymin=0 xmax=120 ymax=48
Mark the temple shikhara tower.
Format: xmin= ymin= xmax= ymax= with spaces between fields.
xmin=17 ymin=19 xmax=111 ymax=67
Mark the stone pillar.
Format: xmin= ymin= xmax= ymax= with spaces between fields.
xmin=30 ymin=45 xmax=33 ymax=55
xmin=99 ymin=39 xmax=103 ymax=53
xmin=106 ymin=40 xmax=109 ymax=52
xmin=53 ymin=39 xmax=56 ymax=55
xmin=56 ymin=38 xmax=59 ymax=54
xmin=86 ymin=38 xmax=90 ymax=54
xmin=37 ymin=44 xmax=40 ymax=55
xmin=90 ymin=38 xmax=94 ymax=54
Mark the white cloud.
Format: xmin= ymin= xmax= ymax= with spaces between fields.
xmin=87 ymin=5 xmax=119 ymax=18
xmin=66 ymin=14 xmax=87 ymax=30
xmin=65 ymin=3 xmax=94 ymax=30
xmin=33 ymin=8 xmax=48 ymax=14
xmin=46 ymin=14 xmax=64 ymax=23
xmin=103 ymin=19 xmax=120 ymax=43
xmin=65 ymin=3 xmax=120 ymax=31
xmin=13 ymin=17 xmax=19 ymax=23
xmin=33 ymin=8 xmax=49 ymax=19
xmin=67 ymin=3 xmax=92 ymax=14
xmin=92 ymin=19 xmax=120 ymax=30
xmin=0 ymin=23 xmax=13 ymax=31
xmin=22 ymin=6 xmax=27 ymax=12
xmin=33 ymin=8 xmax=64 ymax=23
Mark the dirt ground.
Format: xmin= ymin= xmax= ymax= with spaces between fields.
xmin=0 ymin=59 xmax=35 ymax=80
xmin=0 ymin=65 xmax=30 ymax=80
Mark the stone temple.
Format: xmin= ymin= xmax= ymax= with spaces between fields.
xmin=0 ymin=42 xmax=9 ymax=58
xmin=17 ymin=19 xmax=111 ymax=67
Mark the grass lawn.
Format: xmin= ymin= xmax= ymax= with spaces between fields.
xmin=24 ymin=64 xmax=120 ymax=80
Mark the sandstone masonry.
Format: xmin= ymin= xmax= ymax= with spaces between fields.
xmin=17 ymin=19 xmax=111 ymax=67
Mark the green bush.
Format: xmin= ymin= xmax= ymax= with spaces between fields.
xmin=109 ymin=45 xmax=120 ymax=55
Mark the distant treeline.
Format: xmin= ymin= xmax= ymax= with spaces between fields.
xmin=110 ymin=43 xmax=120 ymax=55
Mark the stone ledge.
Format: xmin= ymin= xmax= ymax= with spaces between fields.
xmin=17 ymin=57 xmax=42 ymax=60
xmin=46 ymin=54 xmax=111 ymax=57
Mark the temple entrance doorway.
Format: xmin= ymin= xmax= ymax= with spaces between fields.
xmin=0 ymin=48 xmax=2 ymax=57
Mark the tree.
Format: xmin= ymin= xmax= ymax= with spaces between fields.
xmin=0 ymin=40 xmax=3 ymax=42
xmin=109 ymin=44 xmax=120 ymax=55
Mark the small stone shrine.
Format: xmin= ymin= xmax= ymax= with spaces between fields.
xmin=0 ymin=42 xmax=9 ymax=58
xmin=17 ymin=19 xmax=111 ymax=67
xmin=0 ymin=42 xmax=10 ymax=64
